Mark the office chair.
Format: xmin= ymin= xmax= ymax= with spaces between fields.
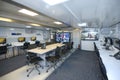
xmin=71 ymin=42 xmax=74 ymax=49
xmin=46 ymin=42 xmax=53 ymax=45
xmin=26 ymin=52 xmax=43 ymax=77
xmin=35 ymin=41 xmax=41 ymax=47
xmin=20 ymin=42 xmax=30 ymax=54
xmin=60 ymin=46 xmax=67 ymax=57
xmin=0 ymin=45 xmax=7 ymax=60
xmin=28 ymin=44 xmax=37 ymax=49
xmin=46 ymin=46 xmax=61 ymax=72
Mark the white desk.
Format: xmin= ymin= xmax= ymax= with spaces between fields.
xmin=27 ymin=43 xmax=65 ymax=66
xmin=11 ymin=41 xmax=36 ymax=56
xmin=11 ymin=41 xmax=35 ymax=47
xmin=95 ymin=41 xmax=120 ymax=80
xmin=81 ymin=40 xmax=95 ymax=51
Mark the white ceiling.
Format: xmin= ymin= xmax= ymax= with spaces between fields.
xmin=0 ymin=0 xmax=120 ymax=29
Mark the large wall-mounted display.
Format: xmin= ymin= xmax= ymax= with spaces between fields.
xmin=81 ymin=28 xmax=99 ymax=40
xmin=56 ymin=32 xmax=71 ymax=42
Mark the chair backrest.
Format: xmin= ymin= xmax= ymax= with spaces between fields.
xmin=55 ymin=47 xmax=61 ymax=57
xmin=46 ymin=42 xmax=52 ymax=45
xmin=0 ymin=46 xmax=7 ymax=55
xmin=28 ymin=44 xmax=37 ymax=49
xmin=23 ymin=42 xmax=30 ymax=49
xmin=35 ymin=41 xmax=41 ymax=47
xmin=26 ymin=52 xmax=38 ymax=63
xmin=41 ymin=43 xmax=46 ymax=49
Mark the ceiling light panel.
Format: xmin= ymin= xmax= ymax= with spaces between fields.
xmin=26 ymin=26 xmax=32 ymax=28
xmin=30 ymin=23 xmax=41 ymax=26
xmin=43 ymin=0 xmax=68 ymax=6
xmin=18 ymin=9 xmax=38 ymax=16
xmin=0 ymin=17 xmax=13 ymax=22
xmin=54 ymin=21 xmax=62 ymax=25
xmin=78 ymin=23 xmax=87 ymax=26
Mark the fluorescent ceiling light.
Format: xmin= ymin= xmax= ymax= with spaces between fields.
xmin=78 ymin=23 xmax=87 ymax=26
xmin=26 ymin=26 xmax=32 ymax=28
xmin=43 ymin=0 xmax=68 ymax=6
xmin=30 ymin=23 xmax=41 ymax=26
xmin=54 ymin=21 xmax=62 ymax=25
xmin=0 ymin=17 xmax=13 ymax=22
xmin=10 ymin=28 xmax=15 ymax=30
xmin=18 ymin=9 xmax=38 ymax=16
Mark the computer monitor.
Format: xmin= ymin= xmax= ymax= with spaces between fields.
xmin=103 ymin=37 xmax=108 ymax=46
xmin=18 ymin=37 xmax=25 ymax=42
xmin=113 ymin=38 xmax=120 ymax=50
xmin=104 ymin=37 xmax=108 ymax=43
xmin=31 ymin=36 xmax=36 ymax=41
xmin=107 ymin=37 xmax=113 ymax=46
xmin=0 ymin=38 xmax=6 ymax=44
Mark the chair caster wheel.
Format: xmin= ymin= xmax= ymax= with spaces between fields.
xmin=27 ymin=70 xmax=29 ymax=72
xmin=38 ymin=73 xmax=40 ymax=75
xmin=46 ymin=71 xmax=48 ymax=73
xmin=27 ymin=75 xmax=29 ymax=77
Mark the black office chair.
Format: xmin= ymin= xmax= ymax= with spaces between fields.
xmin=21 ymin=42 xmax=30 ymax=54
xmin=71 ymin=42 xmax=74 ymax=49
xmin=26 ymin=52 xmax=43 ymax=77
xmin=46 ymin=46 xmax=61 ymax=72
xmin=35 ymin=41 xmax=41 ymax=47
xmin=0 ymin=45 xmax=7 ymax=60
xmin=28 ymin=44 xmax=37 ymax=49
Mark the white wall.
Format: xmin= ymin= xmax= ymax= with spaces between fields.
xmin=72 ymin=30 xmax=81 ymax=48
xmin=0 ymin=27 xmax=51 ymax=44
xmin=100 ymin=23 xmax=120 ymax=39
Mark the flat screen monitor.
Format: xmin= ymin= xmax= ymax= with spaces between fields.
xmin=0 ymin=38 xmax=6 ymax=44
xmin=113 ymin=38 xmax=120 ymax=50
xmin=31 ymin=36 xmax=36 ymax=41
xmin=18 ymin=37 xmax=25 ymax=42
xmin=104 ymin=37 xmax=108 ymax=43
xmin=103 ymin=37 xmax=108 ymax=46
xmin=56 ymin=32 xmax=71 ymax=42
xmin=107 ymin=37 xmax=113 ymax=46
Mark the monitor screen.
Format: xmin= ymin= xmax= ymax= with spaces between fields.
xmin=107 ymin=37 xmax=113 ymax=45
xmin=104 ymin=37 xmax=108 ymax=43
xmin=18 ymin=37 xmax=25 ymax=42
xmin=113 ymin=38 xmax=120 ymax=50
xmin=56 ymin=32 xmax=70 ymax=42
xmin=0 ymin=38 xmax=6 ymax=44
xmin=31 ymin=36 xmax=36 ymax=41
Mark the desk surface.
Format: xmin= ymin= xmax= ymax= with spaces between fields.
xmin=27 ymin=43 xmax=64 ymax=55
xmin=11 ymin=41 xmax=35 ymax=47
xmin=95 ymin=41 xmax=120 ymax=80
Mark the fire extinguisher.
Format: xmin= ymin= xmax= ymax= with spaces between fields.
xmin=78 ymin=44 xmax=80 ymax=49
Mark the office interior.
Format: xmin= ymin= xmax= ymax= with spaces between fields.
xmin=0 ymin=0 xmax=120 ymax=80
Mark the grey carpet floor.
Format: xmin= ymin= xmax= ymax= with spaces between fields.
xmin=0 ymin=54 xmax=26 ymax=76
xmin=46 ymin=50 xmax=104 ymax=80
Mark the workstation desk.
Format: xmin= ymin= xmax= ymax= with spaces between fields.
xmin=95 ymin=41 xmax=120 ymax=80
xmin=27 ymin=43 xmax=65 ymax=66
xmin=11 ymin=41 xmax=35 ymax=56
